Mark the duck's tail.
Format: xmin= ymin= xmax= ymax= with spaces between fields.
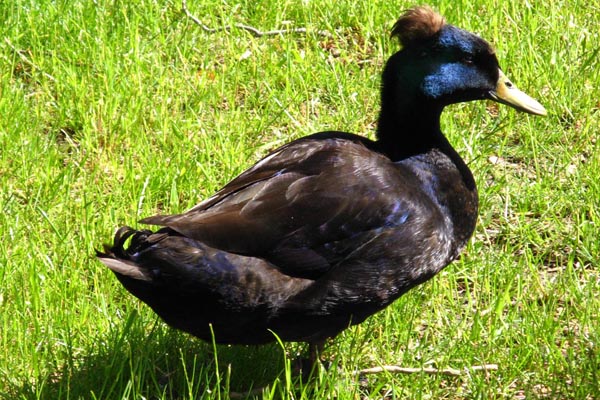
xmin=96 ymin=226 xmax=156 ymax=281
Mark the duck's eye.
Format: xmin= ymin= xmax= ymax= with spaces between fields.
xmin=462 ymin=55 xmax=474 ymax=65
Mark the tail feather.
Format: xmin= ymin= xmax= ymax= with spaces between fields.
xmin=97 ymin=255 xmax=152 ymax=281
xmin=96 ymin=226 xmax=154 ymax=281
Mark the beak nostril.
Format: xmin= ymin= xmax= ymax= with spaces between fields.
xmin=492 ymin=69 xmax=547 ymax=116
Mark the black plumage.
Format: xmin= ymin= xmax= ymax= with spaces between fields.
xmin=98 ymin=6 xmax=545 ymax=360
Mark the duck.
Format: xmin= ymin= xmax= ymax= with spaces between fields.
xmin=97 ymin=6 xmax=546 ymax=366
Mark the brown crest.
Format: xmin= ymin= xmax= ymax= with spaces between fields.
xmin=391 ymin=6 xmax=446 ymax=47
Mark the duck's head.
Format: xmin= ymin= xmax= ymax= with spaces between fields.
xmin=381 ymin=6 xmax=546 ymax=118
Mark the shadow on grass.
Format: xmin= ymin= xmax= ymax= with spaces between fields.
xmin=7 ymin=312 xmax=290 ymax=399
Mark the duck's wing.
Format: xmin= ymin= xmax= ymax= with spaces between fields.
xmin=141 ymin=134 xmax=441 ymax=280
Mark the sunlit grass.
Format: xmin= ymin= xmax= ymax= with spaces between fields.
xmin=1 ymin=0 xmax=598 ymax=399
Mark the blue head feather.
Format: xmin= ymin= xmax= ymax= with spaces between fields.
xmin=421 ymin=26 xmax=493 ymax=99
xmin=438 ymin=25 xmax=480 ymax=53
xmin=422 ymin=64 xmax=483 ymax=99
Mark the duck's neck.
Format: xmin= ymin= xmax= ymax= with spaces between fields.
xmin=376 ymin=99 xmax=443 ymax=160
xmin=375 ymin=99 xmax=476 ymax=191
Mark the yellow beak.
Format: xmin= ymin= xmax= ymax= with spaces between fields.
xmin=488 ymin=69 xmax=547 ymax=116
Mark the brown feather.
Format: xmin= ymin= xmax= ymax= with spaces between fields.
xmin=391 ymin=6 xmax=446 ymax=47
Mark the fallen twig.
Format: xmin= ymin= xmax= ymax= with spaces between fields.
xmin=181 ymin=0 xmax=331 ymax=38
xmin=222 ymin=364 xmax=498 ymax=397
xmin=355 ymin=364 xmax=498 ymax=377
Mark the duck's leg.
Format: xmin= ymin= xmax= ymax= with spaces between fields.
xmin=308 ymin=340 xmax=325 ymax=367
xmin=291 ymin=339 xmax=326 ymax=378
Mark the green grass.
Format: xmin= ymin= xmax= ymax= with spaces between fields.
xmin=1 ymin=0 xmax=599 ymax=398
